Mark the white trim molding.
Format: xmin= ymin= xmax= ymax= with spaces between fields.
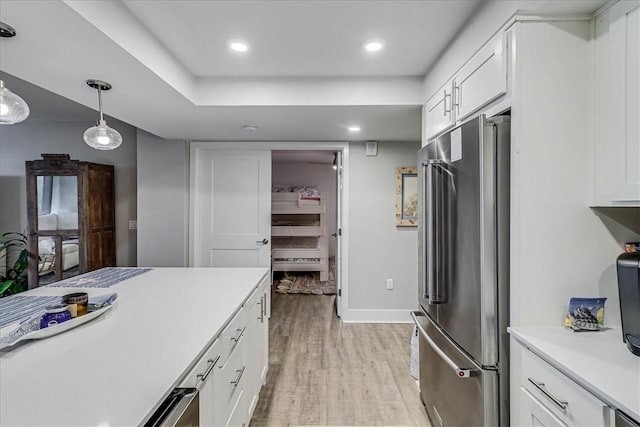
xmin=341 ymin=309 xmax=415 ymax=323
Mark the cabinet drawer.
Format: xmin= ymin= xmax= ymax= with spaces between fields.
xmin=217 ymin=337 xmax=247 ymax=423
xmin=520 ymin=387 xmax=568 ymax=426
xmin=521 ymin=349 xmax=609 ymax=426
xmin=225 ymin=388 xmax=246 ymax=427
xmin=220 ymin=308 xmax=247 ymax=366
xmin=179 ymin=338 xmax=222 ymax=389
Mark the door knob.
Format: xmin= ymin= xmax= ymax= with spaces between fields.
xmin=256 ymin=238 xmax=269 ymax=245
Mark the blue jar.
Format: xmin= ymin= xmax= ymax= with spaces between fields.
xmin=40 ymin=304 xmax=72 ymax=329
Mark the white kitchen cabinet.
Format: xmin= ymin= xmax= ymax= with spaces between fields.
xmin=424 ymin=77 xmax=455 ymax=140
xmin=195 ymin=339 xmax=223 ymax=426
xmin=518 ymin=347 xmax=612 ymax=427
xmin=214 ymin=309 xmax=249 ymax=427
xmin=594 ymin=0 xmax=640 ymax=205
xmin=244 ymin=276 xmax=269 ymax=419
xmin=200 ymin=274 xmax=269 ymax=427
xmin=520 ymin=388 xmax=567 ymax=427
xmin=257 ymin=279 xmax=269 ymax=385
xmin=423 ymin=32 xmax=507 ymax=141
xmin=454 ymin=32 xmax=507 ymax=122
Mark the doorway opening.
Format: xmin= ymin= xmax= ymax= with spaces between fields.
xmin=271 ymin=149 xmax=343 ymax=316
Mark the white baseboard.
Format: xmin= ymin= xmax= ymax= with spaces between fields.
xmin=341 ymin=308 xmax=414 ymax=323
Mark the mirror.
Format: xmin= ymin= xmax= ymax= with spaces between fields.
xmin=36 ymin=176 xmax=78 ymax=229
xmin=35 ymin=175 xmax=79 ymax=284
xmin=37 ymin=234 xmax=80 ymax=285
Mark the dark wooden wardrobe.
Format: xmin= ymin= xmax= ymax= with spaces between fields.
xmin=26 ymin=154 xmax=116 ymax=288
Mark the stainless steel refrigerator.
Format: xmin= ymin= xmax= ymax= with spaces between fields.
xmin=411 ymin=115 xmax=510 ymax=427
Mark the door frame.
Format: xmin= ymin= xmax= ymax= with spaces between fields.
xmin=189 ymin=141 xmax=350 ymax=317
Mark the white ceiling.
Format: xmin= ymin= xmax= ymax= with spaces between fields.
xmin=0 ymin=0 xmax=608 ymax=143
xmin=121 ymin=0 xmax=482 ymax=77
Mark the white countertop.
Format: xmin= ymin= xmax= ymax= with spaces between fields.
xmin=509 ymin=326 xmax=640 ymax=421
xmin=0 ymin=267 xmax=269 ymax=427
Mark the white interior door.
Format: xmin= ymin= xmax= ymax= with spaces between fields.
xmin=335 ymin=150 xmax=343 ymax=317
xmin=192 ymin=149 xmax=271 ymax=267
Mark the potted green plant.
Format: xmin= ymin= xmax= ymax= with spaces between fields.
xmin=0 ymin=232 xmax=30 ymax=297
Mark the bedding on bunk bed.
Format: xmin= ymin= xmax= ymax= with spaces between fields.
xmin=272 ymin=237 xmax=321 ymax=263
xmin=272 ymin=236 xmax=318 ymax=248
xmin=272 ymin=184 xmax=321 ymax=200
xmin=271 ymin=218 xmax=320 ymax=227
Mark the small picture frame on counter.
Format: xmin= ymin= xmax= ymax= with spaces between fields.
xmin=625 ymin=242 xmax=640 ymax=253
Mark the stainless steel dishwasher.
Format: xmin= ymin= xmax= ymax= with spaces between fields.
xmin=616 ymin=410 xmax=640 ymax=427
xmin=143 ymin=388 xmax=199 ymax=427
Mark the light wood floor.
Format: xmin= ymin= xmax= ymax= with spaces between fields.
xmin=249 ymin=292 xmax=432 ymax=427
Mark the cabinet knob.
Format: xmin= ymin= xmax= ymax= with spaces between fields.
xmin=256 ymin=238 xmax=269 ymax=245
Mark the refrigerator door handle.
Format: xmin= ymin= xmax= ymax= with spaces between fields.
xmin=424 ymin=161 xmax=436 ymax=302
xmin=411 ymin=311 xmax=477 ymax=379
xmin=426 ymin=159 xmax=449 ymax=304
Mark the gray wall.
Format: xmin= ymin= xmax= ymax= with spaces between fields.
xmin=0 ymin=119 xmax=138 ymax=267
xmin=272 ymin=162 xmax=337 ymax=257
xmin=348 ymin=140 xmax=420 ymax=314
xmin=137 ymin=130 xmax=188 ymax=267
xmin=135 ymin=139 xmax=421 ymax=320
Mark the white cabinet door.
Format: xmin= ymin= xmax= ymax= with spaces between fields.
xmin=424 ymin=78 xmax=455 ymax=140
xmin=244 ymin=277 xmax=269 ymax=420
xmin=217 ymin=335 xmax=248 ymax=427
xmin=520 ymin=388 xmax=568 ymax=427
xmin=454 ymin=33 xmax=507 ymax=121
xmin=595 ymin=1 xmax=640 ymax=204
xmin=197 ymin=341 xmax=223 ymax=426
xmin=257 ymin=281 xmax=269 ymax=386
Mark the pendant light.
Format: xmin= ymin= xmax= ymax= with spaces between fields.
xmin=0 ymin=21 xmax=30 ymax=125
xmin=0 ymin=80 xmax=30 ymax=125
xmin=83 ymin=79 xmax=122 ymax=150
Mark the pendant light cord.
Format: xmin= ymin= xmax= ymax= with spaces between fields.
xmin=97 ymin=86 xmax=104 ymax=122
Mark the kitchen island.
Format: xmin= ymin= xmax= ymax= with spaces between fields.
xmin=0 ymin=267 xmax=270 ymax=426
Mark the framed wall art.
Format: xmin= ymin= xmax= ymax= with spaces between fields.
xmin=395 ymin=167 xmax=418 ymax=227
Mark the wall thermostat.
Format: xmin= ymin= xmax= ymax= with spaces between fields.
xmin=365 ymin=141 xmax=378 ymax=157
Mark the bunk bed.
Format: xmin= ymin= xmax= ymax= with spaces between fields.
xmin=271 ymin=185 xmax=329 ymax=282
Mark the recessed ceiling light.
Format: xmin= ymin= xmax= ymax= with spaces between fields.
xmin=242 ymin=125 xmax=258 ymax=132
xmin=228 ymin=39 xmax=249 ymax=53
xmin=348 ymin=126 xmax=361 ymax=133
xmin=364 ymin=39 xmax=384 ymax=53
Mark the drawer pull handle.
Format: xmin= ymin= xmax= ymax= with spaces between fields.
xmin=411 ymin=311 xmax=477 ymax=379
xmin=230 ymin=366 xmax=246 ymax=387
xmin=230 ymin=326 xmax=246 ymax=343
xmin=196 ymin=355 xmax=220 ymax=383
xmin=258 ymin=297 xmax=264 ymax=322
xmin=528 ymin=377 xmax=568 ymax=410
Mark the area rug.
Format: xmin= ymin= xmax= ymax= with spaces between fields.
xmin=273 ymin=259 xmax=336 ymax=295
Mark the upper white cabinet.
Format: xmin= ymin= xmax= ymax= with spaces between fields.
xmin=594 ymin=1 xmax=640 ymax=205
xmin=454 ymin=33 xmax=507 ymax=122
xmin=424 ymin=77 xmax=455 ymax=140
xmin=424 ymin=32 xmax=507 ymax=141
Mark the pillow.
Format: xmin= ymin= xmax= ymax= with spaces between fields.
xmin=38 ymin=237 xmax=55 ymax=255
xmin=56 ymin=211 xmax=78 ymax=230
xmin=38 ymin=213 xmax=57 ymax=230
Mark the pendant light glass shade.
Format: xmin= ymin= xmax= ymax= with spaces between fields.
xmin=83 ymin=79 xmax=122 ymax=150
xmin=0 ymin=80 xmax=30 ymax=125
xmin=83 ymin=119 xmax=122 ymax=150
